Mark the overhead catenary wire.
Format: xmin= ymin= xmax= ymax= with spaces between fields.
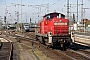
xmin=25 ymin=0 xmax=63 ymax=23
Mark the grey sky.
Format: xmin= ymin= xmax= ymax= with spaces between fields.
xmin=0 ymin=0 xmax=90 ymax=23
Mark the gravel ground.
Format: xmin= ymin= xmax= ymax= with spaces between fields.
xmin=19 ymin=34 xmax=71 ymax=60
xmin=0 ymin=31 xmax=35 ymax=60
xmin=18 ymin=43 xmax=35 ymax=60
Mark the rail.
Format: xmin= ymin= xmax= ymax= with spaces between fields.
xmin=15 ymin=34 xmax=40 ymax=60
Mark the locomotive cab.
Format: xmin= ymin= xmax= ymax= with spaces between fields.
xmin=36 ymin=12 xmax=72 ymax=50
xmin=42 ymin=12 xmax=69 ymax=35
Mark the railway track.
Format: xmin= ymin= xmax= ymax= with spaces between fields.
xmin=2 ymin=31 xmax=90 ymax=60
xmin=74 ymin=34 xmax=90 ymax=46
xmin=14 ymin=32 xmax=90 ymax=60
xmin=0 ymin=37 xmax=13 ymax=60
xmin=63 ymin=49 xmax=90 ymax=60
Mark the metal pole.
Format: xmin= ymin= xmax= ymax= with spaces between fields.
xmin=77 ymin=0 xmax=78 ymax=22
xmin=17 ymin=12 xmax=19 ymax=31
xmin=70 ymin=4 xmax=71 ymax=18
xmin=21 ymin=0 xmax=22 ymax=33
xmin=5 ymin=1 xmax=6 ymax=31
xmin=5 ymin=6 xmax=7 ymax=31
xmin=30 ymin=18 xmax=31 ymax=28
xmin=67 ymin=0 xmax=69 ymax=32
xmin=67 ymin=0 xmax=69 ymax=19
xmin=18 ymin=5 xmax=19 ymax=32
xmin=35 ymin=21 xmax=37 ymax=35
xmin=81 ymin=0 xmax=83 ymax=21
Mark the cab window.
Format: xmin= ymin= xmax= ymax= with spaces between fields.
xmin=46 ymin=14 xmax=54 ymax=20
xmin=57 ymin=14 xmax=65 ymax=18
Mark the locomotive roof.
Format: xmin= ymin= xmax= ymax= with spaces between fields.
xmin=43 ymin=12 xmax=65 ymax=17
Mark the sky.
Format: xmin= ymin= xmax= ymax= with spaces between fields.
xmin=0 ymin=0 xmax=90 ymax=24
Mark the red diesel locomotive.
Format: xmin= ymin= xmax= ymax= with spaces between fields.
xmin=36 ymin=12 xmax=72 ymax=50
